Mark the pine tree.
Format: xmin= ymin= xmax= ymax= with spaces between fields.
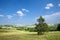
xmin=35 ymin=16 xmax=48 ymax=35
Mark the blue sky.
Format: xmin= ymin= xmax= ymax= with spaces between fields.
xmin=0 ymin=0 xmax=60 ymax=25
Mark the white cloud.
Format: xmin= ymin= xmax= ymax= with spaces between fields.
xmin=45 ymin=3 xmax=54 ymax=9
xmin=17 ymin=11 xmax=24 ymax=16
xmin=46 ymin=3 xmax=54 ymax=7
xmin=0 ymin=15 xmax=4 ymax=17
xmin=22 ymin=8 xmax=29 ymax=12
xmin=45 ymin=6 xmax=50 ymax=9
xmin=42 ymin=12 xmax=60 ymax=24
xmin=58 ymin=4 xmax=60 ymax=6
xmin=7 ymin=15 xmax=13 ymax=19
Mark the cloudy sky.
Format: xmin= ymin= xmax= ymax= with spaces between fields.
xmin=0 ymin=0 xmax=60 ymax=25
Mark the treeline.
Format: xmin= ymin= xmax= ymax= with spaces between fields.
xmin=0 ymin=23 xmax=60 ymax=32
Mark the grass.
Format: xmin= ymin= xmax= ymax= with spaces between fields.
xmin=0 ymin=29 xmax=60 ymax=40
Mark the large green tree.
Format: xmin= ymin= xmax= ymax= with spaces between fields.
xmin=57 ymin=23 xmax=60 ymax=31
xmin=35 ymin=16 xmax=48 ymax=35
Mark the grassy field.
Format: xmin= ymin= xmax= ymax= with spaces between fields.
xmin=0 ymin=29 xmax=60 ymax=40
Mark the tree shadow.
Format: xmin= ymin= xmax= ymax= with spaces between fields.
xmin=27 ymin=33 xmax=37 ymax=36
xmin=27 ymin=33 xmax=43 ymax=36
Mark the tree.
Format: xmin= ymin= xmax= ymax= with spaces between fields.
xmin=35 ymin=16 xmax=48 ymax=35
xmin=57 ymin=23 xmax=60 ymax=31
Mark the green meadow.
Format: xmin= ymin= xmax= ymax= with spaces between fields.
xmin=0 ymin=29 xmax=60 ymax=40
